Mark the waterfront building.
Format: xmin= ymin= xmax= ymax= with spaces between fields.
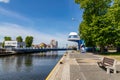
xmin=39 ymin=43 xmax=47 ymax=48
xmin=46 ymin=44 xmax=51 ymax=48
xmin=68 ymin=32 xmax=80 ymax=41
xmin=68 ymin=32 xmax=85 ymax=50
xmin=32 ymin=43 xmax=47 ymax=49
xmin=50 ymin=40 xmax=58 ymax=48
xmin=4 ymin=41 xmax=26 ymax=49
xmin=32 ymin=44 xmax=39 ymax=48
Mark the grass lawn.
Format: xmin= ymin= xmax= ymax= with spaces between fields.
xmin=101 ymin=52 xmax=120 ymax=61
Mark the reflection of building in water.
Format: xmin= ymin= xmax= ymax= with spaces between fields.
xmin=50 ymin=40 xmax=58 ymax=48
xmin=46 ymin=51 xmax=58 ymax=56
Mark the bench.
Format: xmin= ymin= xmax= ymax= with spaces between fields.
xmin=97 ymin=57 xmax=117 ymax=74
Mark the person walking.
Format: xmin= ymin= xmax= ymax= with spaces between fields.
xmin=81 ymin=45 xmax=86 ymax=53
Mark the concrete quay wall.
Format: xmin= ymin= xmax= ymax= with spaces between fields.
xmin=46 ymin=51 xmax=120 ymax=80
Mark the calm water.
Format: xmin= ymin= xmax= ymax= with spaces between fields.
xmin=0 ymin=51 xmax=65 ymax=80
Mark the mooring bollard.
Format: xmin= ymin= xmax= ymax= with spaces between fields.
xmin=60 ymin=60 xmax=63 ymax=64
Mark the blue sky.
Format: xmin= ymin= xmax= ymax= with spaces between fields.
xmin=0 ymin=0 xmax=83 ymax=47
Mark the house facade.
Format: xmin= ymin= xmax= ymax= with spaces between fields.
xmin=4 ymin=41 xmax=26 ymax=48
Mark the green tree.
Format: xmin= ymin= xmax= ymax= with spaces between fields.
xmin=25 ymin=36 xmax=33 ymax=47
xmin=2 ymin=42 xmax=4 ymax=48
xmin=2 ymin=36 xmax=11 ymax=47
xmin=16 ymin=36 xmax=23 ymax=42
xmin=107 ymin=0 xmax=120 ymax=51
xmin=4 ymin=36 xmax=11 ymax=41
xmin=75 ymin=0 xmax=113 ymax=52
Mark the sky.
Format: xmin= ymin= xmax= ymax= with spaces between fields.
xmin=0 ymin=0 xmax=83 ymax=47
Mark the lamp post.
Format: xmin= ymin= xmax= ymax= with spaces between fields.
xmin=72 ymin=18 xmax=81 ymax=50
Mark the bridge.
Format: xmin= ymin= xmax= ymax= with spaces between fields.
xmin=12 ymin=48 xmax=74 ymax=53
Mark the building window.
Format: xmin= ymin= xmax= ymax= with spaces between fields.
xmin=69 ymin=35 xmax=78 ymax=38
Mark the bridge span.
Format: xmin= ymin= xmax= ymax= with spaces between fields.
xmin=12 ymin=48 xmax=74 ymax=53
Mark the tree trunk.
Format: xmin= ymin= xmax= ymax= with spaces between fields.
xmin=100 ymin=45 xmax=104 ymax=53
xmin=92 ymin=46 xmax=96 ymax=53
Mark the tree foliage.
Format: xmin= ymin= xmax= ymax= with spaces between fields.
xmin=2 ymin=42 xmax=4 ymax=48
xmin=16 ymin=36 xmax=23 ymax=42
xmin=75 ymin=0 xmax=120 ymax=52
xmin=4 ymin=36 xmax=11 ymax=41
xmin=25 ymin=36 xmax=33 ymax=47
xmin=3 ymin=36 xmax=11 ymax=48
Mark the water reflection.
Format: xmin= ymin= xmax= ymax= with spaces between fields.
xmin=0 ymin=51 xmax=64 ymax=80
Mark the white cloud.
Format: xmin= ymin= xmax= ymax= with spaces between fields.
xmin=0 ymin=0 xmax=10 ymax=3
xmin=0 ymin=7 xmax=33 ymax=23
xmin=0 ymin=22 xmax=75 ymax=47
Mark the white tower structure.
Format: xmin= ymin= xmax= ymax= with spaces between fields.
xmin=68 ymin=32 xmax=80 ymax=41
xmin=68 ymin=32 xmax=81 ymax=50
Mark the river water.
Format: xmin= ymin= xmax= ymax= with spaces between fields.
xmin=0 ymin=51 xmax=65 ymax=80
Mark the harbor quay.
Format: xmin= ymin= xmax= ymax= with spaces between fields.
xmin=46 ymin=51 xmax=120 ymax=80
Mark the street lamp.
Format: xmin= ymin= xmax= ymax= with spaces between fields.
xmin=72 ymin=18 xmax=81 ymax=50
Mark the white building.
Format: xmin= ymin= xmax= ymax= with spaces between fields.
xmin=68 ymin=32 xmax=81 ymax=50
xmin=68 ymin=32 xmax=80 ymax=41
xmin=4 ymin=41 xmax=26 ymax=48
xmin=50 ymin=40 xmax=58 ymax=48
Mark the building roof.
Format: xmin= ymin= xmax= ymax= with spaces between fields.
xmin=69 ymin=32 xmax=78 ymax=36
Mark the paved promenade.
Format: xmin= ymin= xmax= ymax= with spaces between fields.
xmin=46 ymin=51 xmax=120 ymax=80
